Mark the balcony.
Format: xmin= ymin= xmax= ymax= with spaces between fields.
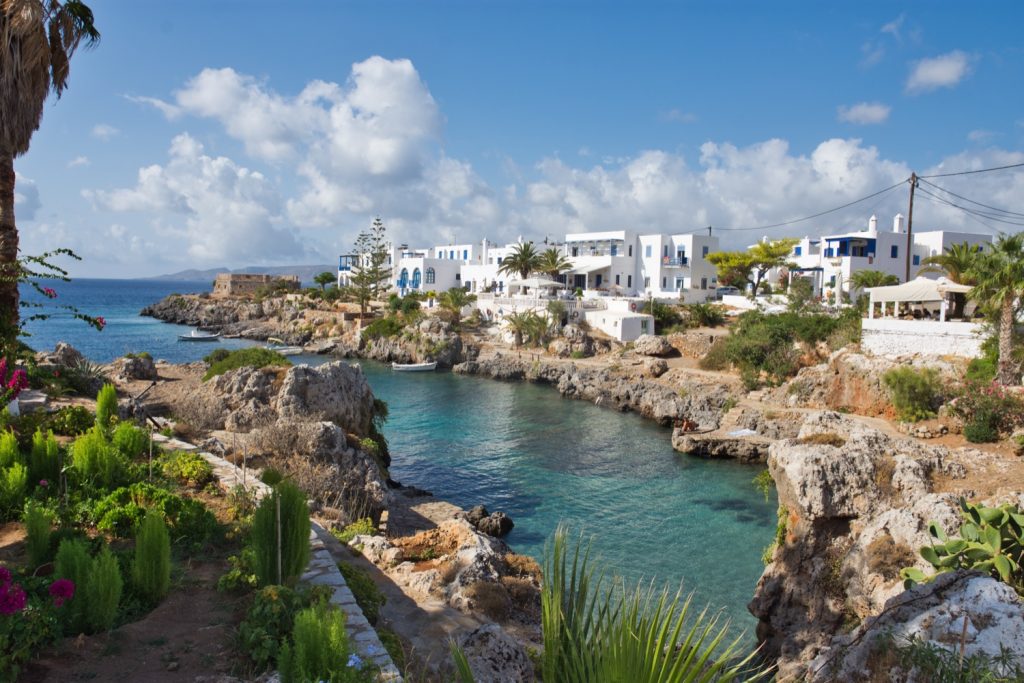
xmin=662 ymin=257 xmax=688 ymax=267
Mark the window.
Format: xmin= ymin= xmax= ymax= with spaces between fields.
xmin=615 ymin=274 xmax=620 ymax=285
xmin=794 ymin=246 xmax=802 ymax=256
xmin=455 ymin=273 xmax=461 ymax=281
xmin=628 ymin=245 xmax=633 ymax=257
xmin=644 ymin=276 xmax=651 ymax=288
xmin=645 ymin=245 xmax=652 ymax=258
xmin=829 ymin=275 xmax=836 ymax=287
xmin=463 ymin=249 xmax=468 ymax=260
xmin=824 ymin=248 xmax=833 ymax=257
xmin=663 ymin=245 xmax=669 ymax=257
xmin=675 ymin=277 xmax=684 ymax=290
xmin=425 ymin=267 xmax=436 ymax=284
xmin=700 ymin=277 xmax=707 ymax=290
xmin=627 ymin=275 xmax=632 ymax=287
xmin=891 ymin=245 xmax=898 ymax=258
xmin=411 ymin=268 xmax=421 ymax=288
xmin=449 ymin=250 xmax=455 ymax=259
xmin=912 ymin=254 xmax=920 ymax=266
xmin=661 ymin=277 xmax=666 ymax=288
xmin=611 ymin=245 xmax=617 ymax=256
xmin=572 ymin=247 xmax=578 ymax=257
xmin=702 ymin=246 xmax=709 ymax=258
xmin=497 ymin=257 xmax=503 ymax=264
xmin=399 ymin=268 xmax=409 ymax=287
xmin=641 ymin=319 xmax=650 ymax=333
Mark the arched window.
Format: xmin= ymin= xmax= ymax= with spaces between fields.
xmin=412 ymin=268 xmax=421 ymax=288
xmin=425 ymin=267 xmax=436 ymax=284
xmin=399 ymin=268 xmax=409 ymax=288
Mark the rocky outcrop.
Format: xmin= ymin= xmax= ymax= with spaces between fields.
xmin=112 ymin=354 xmax=158 ymax=381
xmin=36 ymin=341 xmax=85 ymax=369
xmin=547 ymin=324 xmax=612 ymax=358
xmin=455 ymin=356 xmax=732 ymax=428
xmin=457 ymin=623 xmax=534 ymax=683
xmin=747 ymin=411 xmax=1021 ymax=680
xmin=808 ymin=571 xmax=1024 ymax=682
xmin=672 ymin=406 xmax=802 ymax=463
xmin=142 ymin=293 xmax=314 ymax=343
xmin=633 ymin=334 xmax=674 ymax=357
xmin=360 ymin=317 xmax=469 ymax=368
xmin=464 ymin=505 xmax=515 ymax=538
xmin=776 ymin=349 xmax=963 ymax=417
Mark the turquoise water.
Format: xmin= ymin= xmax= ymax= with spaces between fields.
xmin=22 ymin=279 xmax=775 ymax=634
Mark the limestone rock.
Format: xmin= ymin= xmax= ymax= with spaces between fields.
xmin=113 ymin=354 xmax=158 ymax=381
xmin=276 ymin=362 xmax=376 ymax=435
xmin=47 ymin=342 xmax=84 ymax=368
xmin=645 ymin=358 xmax=669 ymax=378
xmin=633 ymin=334 xmax=673 ymax=357
xmin=465 ymin=505 xmax=489 ymax=526
xmin=477 ymin=512 xmax=514 ymax=537
xmin=457 ymin=623 xmax=534 ymax=683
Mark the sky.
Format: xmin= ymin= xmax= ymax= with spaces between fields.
xmin=13 ymin=0 xmax=1024 ymax=277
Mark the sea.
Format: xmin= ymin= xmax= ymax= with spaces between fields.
xmin=23 ymin=278 xmax=776 ymax=636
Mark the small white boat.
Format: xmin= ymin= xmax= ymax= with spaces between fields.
xmin=178 ymin=329 xmax=221 ymax=342
xmin=391 ymin=361 xmax=437 ymax=372
xmin=265 ymin=338 xmax=305 ymax=356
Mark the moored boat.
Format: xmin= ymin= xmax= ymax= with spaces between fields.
xmin=178 ymin=329 xmax=221 ymax=342
xmin=265 ymin=337 xmax=305 ymax=355
xmin=391 ymin=361 xmax=438 ymax=372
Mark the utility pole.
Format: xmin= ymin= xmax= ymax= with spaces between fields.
xmin=707 ymin=225 xmax=712 ymax=236
xmin=905 ymin=172 xmax=917 ymax=282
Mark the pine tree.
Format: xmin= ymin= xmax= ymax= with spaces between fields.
xmin=349 ymin=217 xmax=392 ymax=318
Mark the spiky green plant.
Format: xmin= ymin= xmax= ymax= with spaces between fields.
xmin=85 ymin=545 xmax=123 ymax=632
xmin=0 ymin=430 xmax=19 ymax=468
xmin=133 ymin=509 xmax=171 ymax=603
xmin=0 ymin=463 xmax=27 ymax=520
xmin=455 ymin=526 xmax=768 ymax=683
xmin=95 ymin=383 xmax=118 ymax=433
xmin=28 ymin=428 xmax=59 ymax=485
xmin=70 ymin=426 xmax=127 ymax=490
xmin=278 ymin=601 xmax=353 ymax=683
xmin=55 ymin=538 xmax=92 ymax=634
xmin=23 ymin=501 xmax=53 ymax=568
xmin=251 ymin=480 xmax=310 ymax=586
xmin=111 ymin=421 xmax=150 ymax=459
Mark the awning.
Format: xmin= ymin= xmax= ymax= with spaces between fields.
xmin=569 ymin=263 xmax=611 ymax=275
xmin=867 ymin=276 xmax=971 ymax=303
xmin=508 ymin=277 xmax=562 ymax=289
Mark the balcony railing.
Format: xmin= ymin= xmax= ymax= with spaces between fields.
xmin=662 ymin=257 xmax=688 ymax=267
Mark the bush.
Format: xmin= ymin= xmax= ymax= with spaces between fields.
xmin=203 ymin=348 xmax=231 ymax=365
xmin=882 ymin=367 xmax=942 ymax=422
xmin=28 ymin=428 xmax=59 ymax=485
xmin=569 ymin=350 xmax=586 ymax=359
xmin=70 ymin=426 xmax=128 ymax=490
xmin=698 ymin=338 xmax=731 ymax=371
xmin=251 ymin=480 xmax=310 ymax=586
xmin=259 ymin=467 xmax=284 ymax=487
xmin=279 ymin=601 xmax=357 ymax=683
xmin=0 ymin=463 xmax=27 ymax=520
xmin=24 ymin=501 xmax=53 ymax=568
xmin=95 ymin=384 xmax=118 ymax=434
xmin=47 ymin=405 xmax=93 ymax=436
xmin=683 ymin=303 xmax=726 ymax=328
xmin=85 ymin=546 xmax=123 ymax=633
xmin=361 ymin=316 xmax=405 ymax=341
xmin=162 ymin=450 xmax=213 ymax=488
xmin=133 ymin=509 xmax=171 ymax=604
xmin=203 ymin=348 xmax=291 ymax=381
xmin=91 ymin=482 xmax=217 ymax=544
xmin=55 ymin=537 xmax=92 ymax=634
xmin=0 ymin=430 xmax=19 ymax=469
xmin=238 ymin=585 xmax=310 ymax=672
xmin=951 ymin=381 xmax=1024 ymax=443
xmin=337 ymin=562 xmax=385 ymax=625
xmin=111 ymin=422 xmax=150 ymax=459
xmin=331 ymin=518 xmax=376 ymax=545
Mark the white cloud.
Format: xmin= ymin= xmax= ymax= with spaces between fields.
xmin=967 ymin=129 xmax=996 ymax=143
xmin=14 ymin=174 xmax=40 ymax=221
xmin=85 ymin=133 xmax=306 ymax=264
xmin=906 ymin=51 xmax=975 ymax=94
xmin=860 ymin=41 xmax=885 ymax=68
xmin=881 ymin=14 xmax=905 ymax=39
xmin=837 ymin=102 xmax=891 ymax=125
xmin=125 ymin=94 xmax=183 ymax=119
xmin=67 ymin=155 xmax=90 ymax=168
xmin=660 ymin=108 xmax=698 ymax=124
xmin=91 ymin=124 xmax=119 ymax=141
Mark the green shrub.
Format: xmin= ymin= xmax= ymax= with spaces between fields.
xmin=251 ymin=481 xmax=310 ymax=586
xmin=331 ymin=518 xmax=376 ymax=545
xmin=698 ymin=338 xmax=731 ymax=371
xmin=162 ymin=450 xmax=213 ymax=487
xmin=133 ymin=509 xmax=171 ymax=604
xmin=882 ymin=367 xmax=942 ymax=422
xmin=28 ymin=428 xmax=59 ymax=485
xmin=203 ymin=348 xmax=291 ymax=381
xmin=237 ymin=585 xmax=322 ymax=672
xmin=569 ymin=350 xmax=587 ymax=359
xmin=337 ymin=562 xmax=385 ymax=625
xmin=47 ymin=405 xmax=94 ymax=436
xmin=684 ymin=303 xmax=726 ymax=328
xmin=217 ymin=549 xmax=259 ymax=593
xmin=361 ymin=316 xmax=405 ymax=341
xmin=279 ymin=601 xmax=357 ymax=683
xmin=259 ymin=467 xmax=284 ymax=487
xmin=0 ymin=463 xmax=27 ymax=520
xmin=85 ymin=545 xmax=123 ymax=633
xmin=111 ymin=422 xmax=150 ymax=459
xmin=24 ymin=501 xmax=54 ymax=568
xmin=91 ymin=482 xmax=216 ymax=544
xmin=203 ymin=348 xmax=231 ymax=365
xmin=125 ymin=351 xmax=152 ymax=361
xmin=55 ymin=537 xmax=93 ymax=634
xmin=95 ymin=383 xmax=119 ymax=433
xmin=70 ymin=426 xmax=128 ymax=490
xmin=0 ymin=430 xmax=19 ymax=468
xmin=951 ymin=381 xmax=1024 ymax=443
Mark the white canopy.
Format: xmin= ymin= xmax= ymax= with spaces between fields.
xmin=508 ymin=277 xmax=562 ymax=289
xmin=866 ymin=276 xmax=971 ymax=303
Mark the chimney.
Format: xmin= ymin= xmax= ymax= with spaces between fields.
xmin=481 ymin=238 xmax=489 ymax=263
xmin=893 ymin=214 xmax=904 ymax=233
xmin=868 ymin=215 xmax=878 ymax=233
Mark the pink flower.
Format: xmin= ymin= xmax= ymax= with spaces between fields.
xmin=95 ymin=316 xmax=106 ymax=330
xmin=42 ymin=287 xmax=57 ymax=299
xmin=0 ymin=567 xmax=10 ymax=586
xmin=48 ymin=578 xmax=75 ymax=608
xmin=38 ymin=479 xmax=48 ymax=488
xmin=0 ymin=582 xmax=26 ymax=615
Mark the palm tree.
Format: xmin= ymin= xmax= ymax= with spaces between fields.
xmin=0 ymin=1 xmax=99 ymax=343
xmin=967 ymin=233 xmax=1024 ymax=385
xmin=453 ymin=526 xmax=766 ymax=683
xmin=538 ymin=248 xmax=573 ymax=281
xmin=438 ymin=286 xmax=477 ymax=318
xmin=918 ymin=241 xmax=982 ymax=319
xmin=847 ymin=269 xmax=899 ymax=309
xmin=497 ymin=242 xmax=542 ymax=281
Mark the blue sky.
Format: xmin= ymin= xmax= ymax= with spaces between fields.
xmin=14 ymin=1 xmax=1024 ymax=277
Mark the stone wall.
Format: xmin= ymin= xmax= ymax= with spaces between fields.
xmin=861 ymin=318 xmax=984 ymax=358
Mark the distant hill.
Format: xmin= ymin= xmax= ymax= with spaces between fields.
xmin=149 ymin=264 xmax=337 ymax=286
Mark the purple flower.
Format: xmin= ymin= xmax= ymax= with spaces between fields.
xmin=0 ymin=567 xmax=10 ymax=586
xmin=0 ymin=582 xmax=26 ymax=615
xmin=49 ymin=578 xmax=75 ymax=608
xmin=39 ymin=479 xmax=48 ymax=488
xmin=42 ymin=287 xmax=57 ymax=299
xmin=95 ymin=316 xmax=107 ymax=330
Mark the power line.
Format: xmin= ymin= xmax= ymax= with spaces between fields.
xmin=914 ymin=192 xmax=1002 ymax=234
xmin=915 ymin=185 xmax=1024 ymax=227
xmin=920 ymin=161 xmax=1024 ymax=179
xmin=918 ymin=178 xmax=1024 ymax=219
xmin=712 ymin=179 xmax=908 ymax=232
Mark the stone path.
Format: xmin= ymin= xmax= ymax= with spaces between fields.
xmin=152 ymin=432 xmax=403 ymax=681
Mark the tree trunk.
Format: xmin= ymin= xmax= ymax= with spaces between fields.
xmin=0 ymin=153 xmax=18 ymax=353
xmin=997 ymin=296 xmax=1017 ymax=385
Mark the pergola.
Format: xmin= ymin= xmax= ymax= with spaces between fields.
xmin=866 ymin=276 xmax=973 ymax=322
